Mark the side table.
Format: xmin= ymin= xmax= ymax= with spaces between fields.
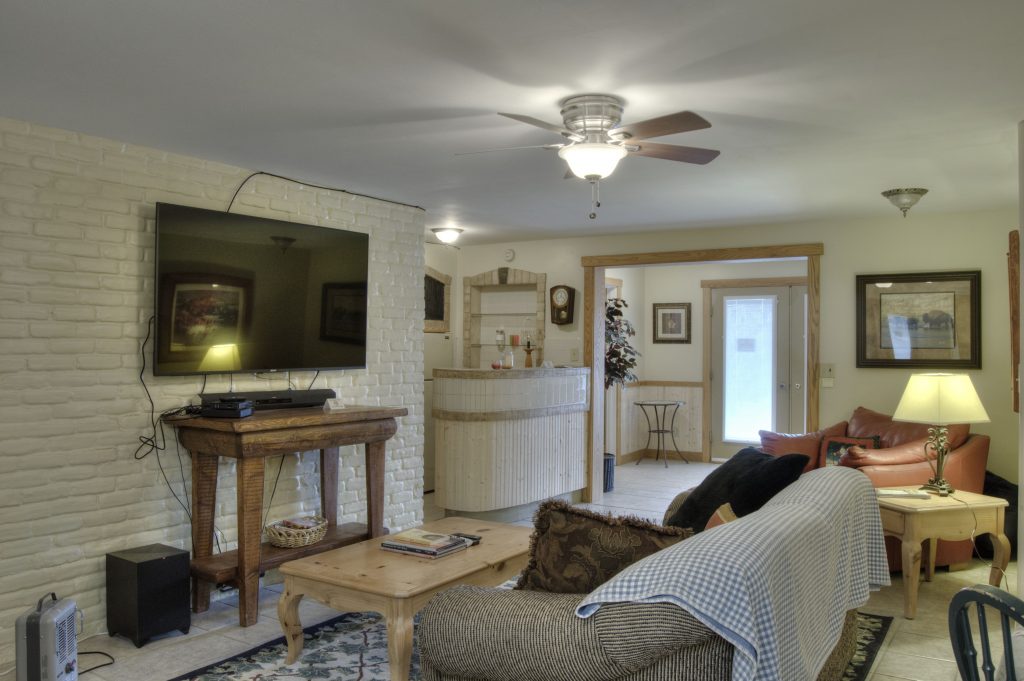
xmin=633 ymin=400 xmax=688 ymax=467
xmin=876 ymin=488 xmax=1010 ymax=619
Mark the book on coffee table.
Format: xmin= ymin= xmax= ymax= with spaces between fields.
xmin=380 ymin=529 xmax=470 ymax=558
xmin=387 ymin=528 xmax=461 ymax=548
xmin=380 ymin=541 xmax=469 ymax=559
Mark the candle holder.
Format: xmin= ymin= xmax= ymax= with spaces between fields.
xmin=524 ymin=347 xmax=534 ymax=368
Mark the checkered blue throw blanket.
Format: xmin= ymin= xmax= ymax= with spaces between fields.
xmin=577 ymin=466 xmax=890 ymax=681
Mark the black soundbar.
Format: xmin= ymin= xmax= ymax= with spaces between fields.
xmin=199 ymin=388 xmax=336 ymax=411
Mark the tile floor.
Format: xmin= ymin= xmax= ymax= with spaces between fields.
xmin=4 ymin=460 xmax=1013 ymax=681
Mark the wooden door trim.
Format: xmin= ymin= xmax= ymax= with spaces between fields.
xmin=700 ymin=276 xmax=808 ymax=289
xmin=581 ymin=243 xmax=823 ymax=501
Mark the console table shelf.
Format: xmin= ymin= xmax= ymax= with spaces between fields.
xmin=190 ymin=522 xmax=371 ymax=585
xmin=173 ymin=405 xmax=407 ymax=627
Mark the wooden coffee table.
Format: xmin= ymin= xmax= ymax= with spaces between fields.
xmin=277 ymin=517 xmax=532 ymax=681
xmin=876 ymin=488 xmax=1010 ymax=619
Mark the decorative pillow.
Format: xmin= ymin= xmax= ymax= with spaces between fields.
xmin=665 ymin=447 xmax=809 ymax=531
xmin=515 ymin=499 xmax=692 ymax=594
xmin=759 ymin=421 xmax=848 ymax=472
xmin=728 ymin=450 xmax=810 ymax=517
xmin=704 ymin=503 xmax=737 ymax=530
xmin=819 ymin=435 xmax=881 ymax=467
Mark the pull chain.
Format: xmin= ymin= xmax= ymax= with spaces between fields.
xmin=589 ymin=179 xmax=602 ymax=219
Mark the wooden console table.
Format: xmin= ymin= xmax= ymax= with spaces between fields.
xmin=174 ymin=405 xmax=407 ymax=626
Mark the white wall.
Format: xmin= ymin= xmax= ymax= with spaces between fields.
xmin=638 ymin=260 xmax=806 ymax=381
xmin=458 ymin=208 xmax=1019 ymax=481
xmin=0 ymin=117 xmax=425 ymax=668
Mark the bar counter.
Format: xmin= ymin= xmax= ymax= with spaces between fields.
xmin=432 ymin=367 xmax=590 ymax=513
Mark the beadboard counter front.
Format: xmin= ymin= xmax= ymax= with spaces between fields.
xmin=433 ymin=368 xmax=590 ymax=513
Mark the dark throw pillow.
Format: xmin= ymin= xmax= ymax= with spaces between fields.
xmin=515 ymin=499 xmax=692 ymax=594
xmin=665 ymin=447 xmax=809 ymax=531
xmin=728 ymin=450 xmax=810 ymax=516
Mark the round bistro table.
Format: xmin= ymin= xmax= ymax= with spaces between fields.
xmin=633 ymin=400 xmax=687 ymax=467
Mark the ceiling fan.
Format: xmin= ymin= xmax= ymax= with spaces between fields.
xmin=493 ymin=93 xmax=720 ymax=181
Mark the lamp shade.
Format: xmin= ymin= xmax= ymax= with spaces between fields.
xmin=199 ymin=343 xmax=241 ymax=372
xmin=558 ymin=143 xmax=628 ymax=180
xmin=892 ymin=373 xmax=990 ymax=425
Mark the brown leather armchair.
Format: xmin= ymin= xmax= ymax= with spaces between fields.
xmin=839 ymin=406 xmax=990 ymax=571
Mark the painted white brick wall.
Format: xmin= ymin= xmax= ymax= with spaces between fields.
xmin=0 ymin=117 xmax=426 ymax=670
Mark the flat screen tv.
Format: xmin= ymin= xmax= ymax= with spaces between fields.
xmin=153 ymin=202 xmax=369 ymax=376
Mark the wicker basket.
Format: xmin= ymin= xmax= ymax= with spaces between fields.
xmin=265 ymin=516 xmax=328 ymax=548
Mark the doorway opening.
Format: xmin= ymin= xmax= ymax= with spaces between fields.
xmin=581 ymin=244 xmax=823 ymax=503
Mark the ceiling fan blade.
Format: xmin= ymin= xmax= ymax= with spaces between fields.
xmin=455 ymin=143 xmax=564 ymax=156
xmin=628 ymin=141 xmax=720 ymax=165
xmin=613 ymin=111 xmax=711 ymax=140
xmin=498 ymin=112 xmax=575 ymax=137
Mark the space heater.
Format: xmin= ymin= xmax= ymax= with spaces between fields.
xmin=15 ymin=593 xmax=78 ymax=681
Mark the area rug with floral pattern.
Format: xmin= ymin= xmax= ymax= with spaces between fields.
xmin=170 ymin=610 xmax=892 ymax=681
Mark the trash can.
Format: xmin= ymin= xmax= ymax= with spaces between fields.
xmin=603 ymin=453 xmax=615 ymax=493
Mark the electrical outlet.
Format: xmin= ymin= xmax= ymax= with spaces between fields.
xmin=570 ymin=348 xmax=580 ymax=362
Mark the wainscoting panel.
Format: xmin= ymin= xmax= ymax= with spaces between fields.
xmin=617 ymin=382 xmax=703 ymax=462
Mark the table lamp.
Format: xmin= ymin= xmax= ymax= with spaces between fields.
xmin=892 ymin=373 xmax=989 ymax=496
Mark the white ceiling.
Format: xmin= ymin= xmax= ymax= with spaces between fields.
xmin=1 ymin=0 xmax=1022 ymax=245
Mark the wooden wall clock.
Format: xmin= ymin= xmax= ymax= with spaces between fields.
xmin=550 ymin=285 xmax=575 ymax=325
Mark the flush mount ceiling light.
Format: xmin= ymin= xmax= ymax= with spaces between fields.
xmin=558 ymin=143 xmax=629 ymax=180
xmin=882 ymin=188 xmax=928 ymax=217
xmin=432 ymin=228 xmax=463 ymax=244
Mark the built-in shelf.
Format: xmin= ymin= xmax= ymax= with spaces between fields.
xmin=463 ymin=267 xmax=546 ymax=369
xmin=470 ymin=312 xmax=536 ymax=318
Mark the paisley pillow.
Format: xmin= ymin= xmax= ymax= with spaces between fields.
xmin=515 ymin=499 xmax=692 ymax=594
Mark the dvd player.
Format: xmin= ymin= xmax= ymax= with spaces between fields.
xmin=199 ymin=388 xmax=337 ymax=411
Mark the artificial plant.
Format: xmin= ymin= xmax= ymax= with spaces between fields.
xmin=605 ymin=297 xmax=640 ymax=389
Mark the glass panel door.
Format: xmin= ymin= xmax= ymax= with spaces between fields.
xmin=710 ymin=285 xmax=805 ymax=460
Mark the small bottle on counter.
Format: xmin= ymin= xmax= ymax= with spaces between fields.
xmin=501 ymin=348 xmax=515 ymax=369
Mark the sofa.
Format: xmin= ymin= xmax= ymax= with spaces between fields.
xmin=418 ymin=466 xmax=890 ymax=681
xmin=760 ymin=406 xmax=990 ymax=570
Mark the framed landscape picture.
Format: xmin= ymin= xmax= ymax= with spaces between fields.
xmin=653 ymin=302 xmax=691 ymax=344
xmin=855 ymin=271 xmax=980 ymax=368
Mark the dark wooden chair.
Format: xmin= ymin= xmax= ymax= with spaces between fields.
xmin=949 ymin=584 xmax=1024 ymax=680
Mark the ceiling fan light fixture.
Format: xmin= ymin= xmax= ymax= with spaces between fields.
xmin=882 ymin=188 xmax=928 ymax=217
xmin=432 ymin=227 xmax=463 ymax=244
xmin=558 ymin=143 xmax=628 ymax=180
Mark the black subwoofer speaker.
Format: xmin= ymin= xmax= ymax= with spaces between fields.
xmin=106 ymin=543 xmax=190 ymax=647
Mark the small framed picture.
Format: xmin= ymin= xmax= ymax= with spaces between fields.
xmin=653 ymin=303 xmax=691 ymax=344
